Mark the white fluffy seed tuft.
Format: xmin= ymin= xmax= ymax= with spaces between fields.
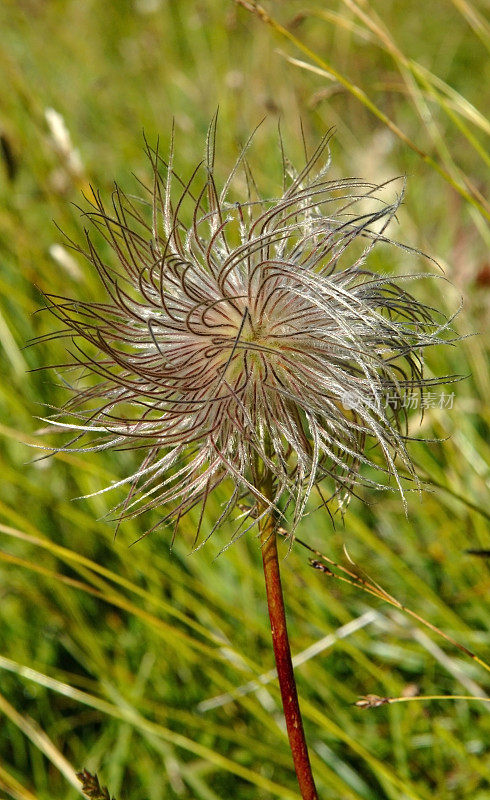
xmin=40 ymin=123 xmax=455 ymax=544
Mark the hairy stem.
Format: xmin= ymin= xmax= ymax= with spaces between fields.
xmin=259 ymin=486 xmax=318 ymax=799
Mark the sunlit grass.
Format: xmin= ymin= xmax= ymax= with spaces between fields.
xmin=0 ymin=1 xmax=488 ymax=798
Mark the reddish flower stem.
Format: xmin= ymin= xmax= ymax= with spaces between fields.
xmin=260 ymin=508 xmax=318 ymax=799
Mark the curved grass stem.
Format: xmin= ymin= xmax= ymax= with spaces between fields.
xmin=259 ymin=485 xmax=318 ymax=799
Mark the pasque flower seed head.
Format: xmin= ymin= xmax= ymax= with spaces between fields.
xmin=40 ymin=123 xmax=453 ymax=543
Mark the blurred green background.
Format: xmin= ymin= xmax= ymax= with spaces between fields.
xmin=0 ymin=1 xmax=489 ymax=798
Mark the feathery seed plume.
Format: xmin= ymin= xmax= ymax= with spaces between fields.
xmin=40 ymin=122 xmax=453 ymax=544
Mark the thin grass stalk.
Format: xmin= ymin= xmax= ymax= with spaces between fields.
xmin=259 ymin=472 xmax=318 ymax=800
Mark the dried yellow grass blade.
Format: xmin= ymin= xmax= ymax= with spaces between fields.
xmin=0 ymin=691 xmax=82 ymax=794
